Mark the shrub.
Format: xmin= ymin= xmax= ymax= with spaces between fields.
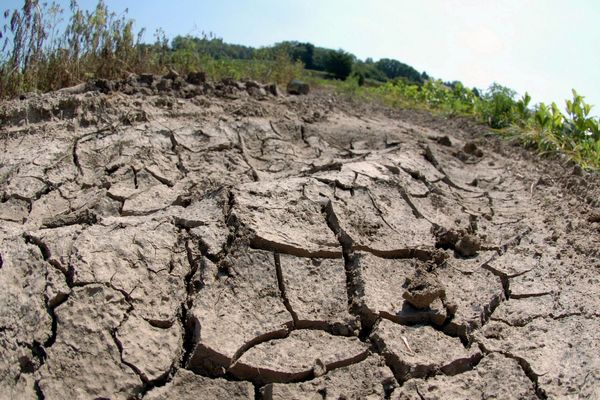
xmin=564 ymin=90 xmax=599 ymax=141
xmin=478 ymin=83 xmax=518 ymax=129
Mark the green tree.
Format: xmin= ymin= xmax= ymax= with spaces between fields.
xmin=324 ymin=49 xmax=353 ymax=80
xmin=480 ymin=83 xmax=518 ymax=129
xmin=352 ymin=60 xmax=388 ymax=82
xmin=171 ymin=34 xmax=255 ymax=59
xmin=276 ymin=41 xmax=314 ymax=69
xmin=375 ymin=58 xmax=423 ymax=83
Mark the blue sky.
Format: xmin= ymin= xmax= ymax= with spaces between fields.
xmin=5 ymin=0 xmax=600 ymax=110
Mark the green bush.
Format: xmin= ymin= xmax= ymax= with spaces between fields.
xmin=478 ymin=84 xmax=518 ymax=129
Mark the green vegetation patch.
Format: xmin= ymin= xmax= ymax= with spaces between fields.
xmin=316 ymin=77 xmax=600 ymax=170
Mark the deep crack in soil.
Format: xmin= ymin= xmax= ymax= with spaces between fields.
xmin=1 ymin=75 xmax=599 ymax=399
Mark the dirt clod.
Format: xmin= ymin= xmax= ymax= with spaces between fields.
xmin=402 ymin=266 xmax=446 ymax=309
xmin=434 ymin=226 xmax=481 ymax=257
xmin=463 ymin=141 xmax=484 ymax=157
xmin=287 ymin=80 xmax=310 ymax=95
xmin=455 ymin=234 xmax=481 ymax=257
xmin=435 ymin=135 xmax=452 ymax=146
xmin=588 ymin=211 xmax=600 ymax=223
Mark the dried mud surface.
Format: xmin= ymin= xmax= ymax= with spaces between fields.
xmin=1 ymin=75 xmax=599 ymax=399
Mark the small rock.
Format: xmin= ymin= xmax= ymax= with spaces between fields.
xmin=221 ymin=77 xmax=236 ymax=87
xmin=434 ymin=227 xmax=460 ymax=249
xmin=94 ymin=79 xmax=113 ymax=93
xmin=434 ymin=227 xmax=481 ymax=257
xmin=247 ymin=86 xmax=267 ymax=97
xmin=172 ymin=76 xmax=185 ymax=90
xmin=287 ymin=80 xmax=310 ymax=95
xmin=156 ymin=78 xmax=172 ymax=92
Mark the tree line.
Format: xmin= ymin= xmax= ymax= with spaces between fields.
xmin=170 ymin=36 xmax=427 ymax=84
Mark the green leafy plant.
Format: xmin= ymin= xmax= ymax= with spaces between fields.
xmin=564 ymin=89 xmax=599 ymax=141
xmin=478 ymin=84 xmax=518 ymax=129
xmin=515 ymin=92 xmax=532 ymax=124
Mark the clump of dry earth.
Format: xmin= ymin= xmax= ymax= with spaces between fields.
xmin=1 ymin=73 xmax=599 ymax=399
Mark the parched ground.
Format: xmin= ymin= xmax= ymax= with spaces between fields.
xmin=1 ymin=75 xmax=599 ymax=400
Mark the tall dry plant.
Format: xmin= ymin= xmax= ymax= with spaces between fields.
xmin=1 ymin=0 xmax=147 ymax=97
xmin=0 ymin=0 xmax=304 ymax=98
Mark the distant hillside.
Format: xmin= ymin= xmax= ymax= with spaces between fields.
xmin=170 ymin=36 xmax=427 ymax=84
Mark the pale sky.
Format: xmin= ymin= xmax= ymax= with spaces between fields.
xmin=5 ymin=0 xmax=600 ymax=111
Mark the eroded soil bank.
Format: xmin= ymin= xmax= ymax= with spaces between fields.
xmin=1 ymin=75 xmax=599 ymax=399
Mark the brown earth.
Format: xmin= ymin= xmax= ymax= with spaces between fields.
xmin=1 ymin=74 xmax=599 ymax=399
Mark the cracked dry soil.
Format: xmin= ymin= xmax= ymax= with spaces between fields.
xmin=1 ymin=75 xmax=600 ymax=400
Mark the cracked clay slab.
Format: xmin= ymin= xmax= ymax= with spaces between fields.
xmin=68 ymin=219 xmax=189 ymax=325
xmin=263 ymin=354 xmax=397 ymax=400
xmin=116 ymin=314 xmax=182 ymax=382
xmin=144 ymin=368 xmax=254 ymax=399
xmin=0 ymin=236 xmax=53 ymax=397
xmin=331 ymin=183 xmax=435 ymax=256
xmin=393 ymin=353 xmax=537 ymax=400
xmin=38 ymin=284 xmax=143 ymax=399
xmin=229 ymin=329 xmax=369 ymax=384
xmin=476 ymin=316 xmax=600 ymax=399
xmin=231 ymin=178 xmax=341 ymax=257
xmin=355 ymin=253 xmax=447 ymax=326
xmin=187 ymin=246 xmax=293 ymax=374
xmin=277 ymin=253 xmax=357 ymax=333
xmin=436 ymin=264 xmax=505 ymax=339
xmin=370 ymin=319 xmax=481 ymax=381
